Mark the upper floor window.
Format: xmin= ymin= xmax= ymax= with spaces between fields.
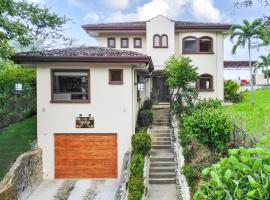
xmin=51 ymin=69 xmax=90 ymax=103
xmin=134 ymin=38 xmax=142 ymax=48
xmin=109 ymin=69 xmax=123 ymax=85
xmin=199 ymin=37 xmax=212 ymax=52
xmin=108 ymin=38 xmax=116 ymax=48
xmin=182 ymin=36 xmax=213 ymax=54
xmin=196 ymin=74 xmax=214 ymax=91
xmin=153 ymin=34 xmax=168 ymax=48
xmin=121 ymin=38 xmax=129 ymax=48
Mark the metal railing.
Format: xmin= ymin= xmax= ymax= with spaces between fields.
xmin=231 ymin=124 xmax=258 ymax=148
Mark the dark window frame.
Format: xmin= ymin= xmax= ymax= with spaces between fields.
xmin=107 ymin=37 xmax=116 ymax=48
xmin=182 ymin=36 xmax=214 ymax=54
xmin=196 ymin=74 xmax=214 ymax=91
xmin=153 ymin=34 xmax=169 ymax=48
xmin=51 ymin=69 xmax=90 ymax=103
xmin=161 ymin=34 xmax=168 ymax=48
xmin=121 ymin=38 xmax=129 ymax=48
xmin=109 ymin=69 xmax=123 ymax=85
xmin=134 ymin=38 xmax=142 ymax=48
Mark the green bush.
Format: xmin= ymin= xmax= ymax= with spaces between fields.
xmin=128 ymin=175 xmax=145 ymax=200
xmin=194 ymin=147 xmax=270 ymax=200
xmin=0 ymin=62 xmax=36 ymax=128
xmin=131 ymin=129 xmax=151 ymax=156
xmin=182 ymin=164 xmax=200 ymax=190
xmin=137 ymin=109 xmax=153 ymax=128
xmin=193 ymin=98 xmax=222 ymax=111
xmin=181 ymin=108 xmax=232 ymax=152
xmin=224 ymin=80 xmax=244 ymax=103
xmin=130 ymin=154 xmax=144 ymax=178
xmin=143 ymin=99 xmax=153 ymax=110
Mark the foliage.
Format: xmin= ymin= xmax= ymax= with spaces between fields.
xmin=143 ymin=99 xmax=153 ymax=110
xmin=137 ymin=109 xmax=153 ymax=128
xmin=0 ymin=62 xmax=36 ymax=128
xmin=181 ymin=107 xmax=232 ymax=152
xmin=130 ymin=154 xmax=144 ymax=178
xmin=0 ymin=0 xmax=71 ymax=59
xmin=128 ymin=175 xmax=145 ymax=200
xmin=256 ymin=134 xmax=270 ymax=150
xmin=131 ymin=129 xmax=151 ymax=156
xmin=224 ymin=80 xmax=244 ymax=103
xmin=254 ymin=54 xmax=270 ymax=85
xmin=194 ymin=147 xmax=270 ymax=200
xmin=164 ymin=56 xmax=199 ymax=115
xmin=0 ymin=116 xmax=37 ymax=178
xmin=230 ymin=19 xmax=269 ymax=105
xmin=193 ymin=98 xmax=222 ymax=111
xmin=182 ymin=164 xmax=201 ymax=191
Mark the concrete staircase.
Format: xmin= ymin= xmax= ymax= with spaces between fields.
xmin=149 ymin=104 xmax=176 ymax=185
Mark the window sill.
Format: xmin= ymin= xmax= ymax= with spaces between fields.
xmin=109 ymin=81 xmax=123 ymax=85
xmin=153 ymin=46 xmax=168 ymax=48
xmin=182 ymin=51 xmax=214 ymax=54
xmin=50 ymin=100 xmax=90 ymax=104
xmin=198 ymin=89 xmax=215 ymax=92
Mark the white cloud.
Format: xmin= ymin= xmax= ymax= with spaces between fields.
xmin=84 ymin=13 xmax=100 ymax=22
xmin=191 ymin=0 xmax=221 ymax=22
xmin=25 ymin=0 xmax=44 ymax=4
xmin=103 ymin=0 xmax=129 ymax=9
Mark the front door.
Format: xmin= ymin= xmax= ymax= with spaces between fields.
xmin=152 ymin=76 xmax=170 ymax=102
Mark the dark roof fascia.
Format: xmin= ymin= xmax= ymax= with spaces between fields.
xmin=81 ymin=25 xmax=147 ymax=31
xmin=175 ymin=25 xmax=231 ymax=31
xmin=13 ymin=55 xmax=154 ymax=72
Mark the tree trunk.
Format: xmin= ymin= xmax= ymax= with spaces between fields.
xmin=248 ymin=40 xmax=255 ymax=105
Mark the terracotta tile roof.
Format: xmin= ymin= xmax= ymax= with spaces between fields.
xmin=224 ymin=61 xmax=255 ymax=68
xmin=13 ymin=46 xmax=154 ymax=71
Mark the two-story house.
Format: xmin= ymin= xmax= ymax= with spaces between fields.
xmin=14 ymin=15 xmax=230 ymax=180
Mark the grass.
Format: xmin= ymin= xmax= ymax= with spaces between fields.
xmin=224 ymin=89 xmax=270 ymax=136
xmin=0 ymin=116 xmax=37 ymax=179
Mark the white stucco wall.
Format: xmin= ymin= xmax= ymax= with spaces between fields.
xmin=146 ymin=15 xmax=175 ymax=69
xmin=95 ymin=34 xmax=147 ymax=54
xmin=36 ymin=63 xmax=138 ymax=180
xmin=178 ymin=32 xmax=224 ymax=100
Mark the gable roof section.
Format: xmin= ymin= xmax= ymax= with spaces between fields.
xmin=82 ymin=20 xmax=231 ymax=32
xmin=13 ymin=47 xmax=154 ymax=72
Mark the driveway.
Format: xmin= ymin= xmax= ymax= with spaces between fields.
xmin=27 ymin=179 xmax=119 ymax=200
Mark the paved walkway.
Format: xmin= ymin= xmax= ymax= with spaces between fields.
xmin=27 ymin=179 xmax=119 ymax=200
xmin=148 ymin=104 xmax=177 ymax=200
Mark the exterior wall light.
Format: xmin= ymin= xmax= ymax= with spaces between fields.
xmin=15 ymin=82 xmax=23 ymax=92
xmin=137 ymin=82 xmax=144 ymax=91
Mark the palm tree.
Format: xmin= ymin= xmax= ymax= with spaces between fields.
xmin=230 ymin=19 xmax=269 ymax=105
xmin=254 ymin=54 xmax=270 ymax=85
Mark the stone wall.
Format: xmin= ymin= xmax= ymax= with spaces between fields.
xmin=0 ymin=148 xmax=42 ymax=200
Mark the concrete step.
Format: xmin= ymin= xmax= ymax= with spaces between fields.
xmin=149 ymin=178 xmax=176 ymax=184
xmin=150 ymin=157 xmax=174 ymax=162
xmin=150 ymin=173 xmax=175 ymax=179
xmin=150 ymin=162 xmax=174 ymax=167
xmin=152 ymin=141 xmax=171 ymax=146
xmin=151 ymin=137 xmax=171 ymax=142
xmin=154 ymin=119 xmax=169 ymax=122
xmin=151 ymin=129 xmax=170 ymax=133
xmin=153 ymin=122 xmax=169 ymax=126
xmin=152 ymin=145 xmax=171 ymax=150
xmin=150 ymin=167 xmax=175 ymax=173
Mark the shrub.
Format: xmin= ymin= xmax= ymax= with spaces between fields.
xmin=182 ymin=164 xmax=200 ymax=190
xmin=137 ymin=109 xmax=153 ymax=128
xmin=194 ymin=147 xmax=270 ymax=200
xmin=181 ymin=107 xmax=232 ymax=152
xmin=131 ymin=129 xmax=151 ymax=156
xmin=224 ymin=80 xmax=244 ymax=103
xmin=193 ymin=98 xmax=222 ymax=111
xmin=128 ymin=175 xmax=144 ymax=200
xmin=130 ymin=154 xmax=144 ymax=178
xmin=143 ymin=99 xmax=153 ymax=110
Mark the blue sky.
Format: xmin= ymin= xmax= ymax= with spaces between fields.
xmin=30 ymin=0 xmax=270 ymax=60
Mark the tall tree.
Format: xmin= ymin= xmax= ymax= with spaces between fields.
xmin=0 ymin=0 xmax=71 ymax=60
xmin=230 ymin=19 xmax=269 ymax=105
xmin=254 ymin=54 xmax=270 ymax=85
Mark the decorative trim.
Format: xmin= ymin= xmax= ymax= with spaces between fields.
xmin=120 ymin=38 xmax=129 ymax=48
xmin=107 ymin=37 xmax=116 ymax=48
xmin=133 ymin=38 xmax=142 ymax=48
xmin=50 ymin=69 xmax=91 ymax=104
xmin=109 ymin=69 xmax=123 ymax=85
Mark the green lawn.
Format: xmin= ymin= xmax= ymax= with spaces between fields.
xmin=224 ymin=89 xmax=270 ymax=136
xmin=0 ymin=116 xmax=37 ymax=179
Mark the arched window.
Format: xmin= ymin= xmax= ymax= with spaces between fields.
xmin=199 ymin=37 xmax=212 ymax=52
xmin=153 ymin=34 xmax=160 ymax=47
xmin=183 ymin=37 xmax=197 ymax=53
xmin=196 ymin=74 xmax=214 ymax=91
xmin=161 ymin=34 xmax=168 ymax=47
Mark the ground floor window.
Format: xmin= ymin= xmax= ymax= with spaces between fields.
xmin=196 ymin=74 xmax=214 ymax=91
xmin=109 ymin=69 xmax=123 ymax=85
xmin=51 ymin=69 xmax=90 ymax=103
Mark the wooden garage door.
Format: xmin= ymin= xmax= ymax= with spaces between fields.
xmin=55 ymin=134 xmax=117 ymax=178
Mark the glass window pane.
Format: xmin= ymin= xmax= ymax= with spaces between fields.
xmin=200 ymin=38 xmax=212 ymax=52
xmin=108 ymin=38 xmax=115 ymax=47
xmin=53 ymin=71 xmax=88 ymax=100
xmin=111 ymin=71 xmax=122 ymax=81
xmin=121 ymin=39 xmax=128 ymax=47
xmin=183 ymin=38 xmax=197 ymax=52
xmin=135 ymin=39 xmax=141 ymax=47
xmin=154 ymin=35 xmax=160 ymax=47
xmin=161 ymin=35 xmax=167 ymax=47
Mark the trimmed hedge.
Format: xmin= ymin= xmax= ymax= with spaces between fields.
xmin=137 ymin=109 xmax=153 ymax=128
xmin=143 ymin=99 xmax=153 ymax=110
xmin=131 ymin=129 xmax=151 ymax=156
xmin=128 ymin=175 xmax=145 ymax=200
